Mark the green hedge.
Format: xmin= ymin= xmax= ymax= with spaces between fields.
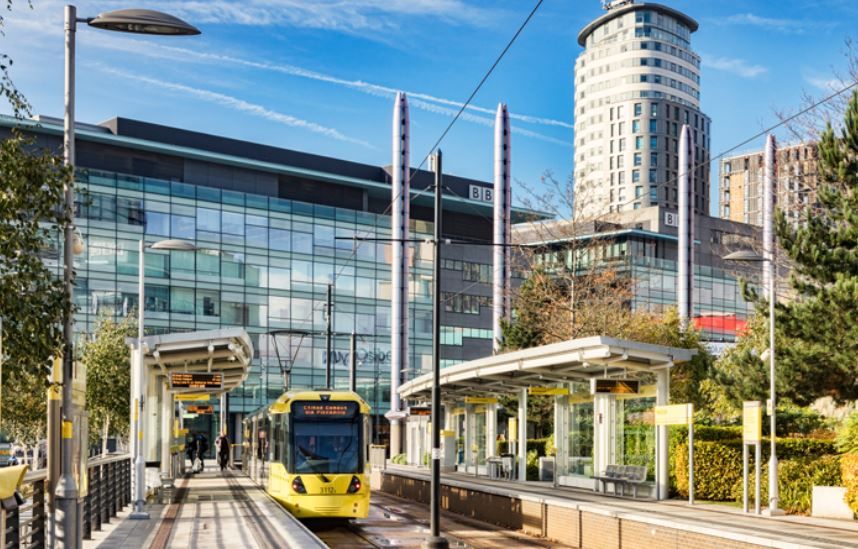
xmin=673 ymin=437 xmax=843 ymax=514
xmin=842 ymin=453 xmax=858 ymax=515
xmin=675 ymin=441 xmax=742 ymax=500
xmin=527 ymin=438 xmax=550 ymax=456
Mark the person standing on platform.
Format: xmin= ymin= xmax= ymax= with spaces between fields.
xmin=216 ymin=433 xmax=231 ymax=471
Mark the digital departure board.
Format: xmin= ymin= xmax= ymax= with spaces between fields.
xmin=592 ymin=379 xmax=639 ymax=394
xmin=170 ymin=372 xmax=223 ymax=390
xmin=187 ymin=405 xmax=214 ymax=414
xmin=292 ymin=401 xmax=358 ymax=420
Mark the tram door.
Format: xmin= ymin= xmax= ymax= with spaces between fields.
xmin=258 ymin=416 xmax=270 ymax=485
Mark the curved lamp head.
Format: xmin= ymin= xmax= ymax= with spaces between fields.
xmin=88 ymin=9 xmax=200 ymax=35
xmin=151 ymin=239 xmax=196 ymax=251
xmin=723 ymin=249 xmax=764 ymax=262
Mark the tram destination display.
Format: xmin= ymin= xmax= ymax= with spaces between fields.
xmin=292 ymin=401 xmax=359 ymax=419
xmin=187 ymin=405 xmax=214 ymax=415
xmin=170 ymin=372 xmax=223 ymax=390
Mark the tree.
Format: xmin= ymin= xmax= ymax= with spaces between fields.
xmin=81 ymin=314 xmax=134 ymax=454
xmin=2 ymin=368 xmax=47 ymax=465
xmin=1 ymin=0 xmax=31 ymax=117
xmin=0 ymin=133 xmax=71 ymax=380
xmin=717 ymin=92 xmax=858 ymax=406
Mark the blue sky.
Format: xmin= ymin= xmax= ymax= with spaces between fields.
xmin=3 ymin=0 xmax=856 ymax=216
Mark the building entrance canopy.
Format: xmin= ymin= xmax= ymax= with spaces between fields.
xmin=399 ymin=336 xmax=695 ymax=401
xmin=135 ymin=327 xmax=253 ymax=395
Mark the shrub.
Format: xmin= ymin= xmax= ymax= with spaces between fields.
xmin=836 ymin=412 xmax=858 ymax=454
xmin=526 ymin=449 xmax=539 ymax=481
xmin=675 ymin=440 xmax=743 ymax=500
xmin=391 ymin=453 xmax=407 ymax=465
xmin=727 ymin=455 xmax=842 ymax=515
xmin=768 ymin=405 xmax=828 ymax=437
xmin=842 ymin=453 xmax=858 ymax=515
xmin=778 ymin=455 xmax=841 ymax=514
xmin=526 ymin=438 xmax=550 ymax=456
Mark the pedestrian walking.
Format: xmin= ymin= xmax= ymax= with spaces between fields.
xmin=216 ymin=433 xmax=230 ymax=471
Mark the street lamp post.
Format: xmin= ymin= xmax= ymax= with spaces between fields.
xmin=723 ymin=134 xmax=781 ymax=515
xmin=132 ymin=239 xmax=195 ymax=520
xmin=60 ymin=5 xmax=198 ymax=544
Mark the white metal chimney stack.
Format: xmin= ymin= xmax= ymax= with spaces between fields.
xmin=388 ymin=91 xmax=410 ymax=456
xmin=677 ymin=124 xmax=695 ymax=330
xmin=493 ymin=103 xmax=511 ymax=353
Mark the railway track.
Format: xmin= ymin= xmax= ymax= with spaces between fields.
xmin=305 ymin=492 xmax=553 ymax=548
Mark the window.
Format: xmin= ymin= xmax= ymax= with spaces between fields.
xmin=635 ymin=136 xmax=643 ymax=150
xmin=617 ymin=155 xmax=625 ymax=168
xmin=634 ymin=103 xmax=642 ymax=116
xmin=635 ymin=186 xmax=643 ymax=198
xmin=650 ymin=136 xmax=658 ymax=149
xmin=649 ymin=169 xmax=657 ymax=182
xmin=269 ymin=228 xmax=290 ymax=251
xmin=618 ymin=138 xmax=626 ymax=152
xmin=618 ymin=121 xmax=626 ymax=134
xmin=118 ymin=198 xmax=144 ymax=226
xmin=632 ymin=120 xmax=640 ymax=133
xmin=651 ymin=103 xmax=659 ymax=117
xmin=145 ymin=211 xmax=170 ymax=236
xmin=196 ymin=290 xmax=220 ymax=317
xmin=632 ymin=170 xmax=640 ymax=183
xmin=649 ymin=186 xmax=658 ymax=201
xmin=633 ymin=153 xmax=642 ymax=166
xmin=170 ymin=287 xmax=194 ymax=314
xmin=649 ymin=119 xmax=658 ymax=133
xmin=171 ymin=215 xmax=195 ymax=240
xmin=617 ymin=105 xmax=625 ymax=118
xmin=197 ymin=208 xmax=220 ymax=232
xmin=618 ymin=171 xmax=626 ymax=184
xmin=650 ymin=152 xmax=658 ymax=166
xmin=221 ymin=211 xmax=244 ymax=235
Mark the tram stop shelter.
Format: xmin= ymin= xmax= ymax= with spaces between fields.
xmin=399 ymin=336 xmax=696 ymax=500
xmin=129 ymin=327 xmax=253 ymax=492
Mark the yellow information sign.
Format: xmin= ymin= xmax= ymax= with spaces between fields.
xmin=464 ymin=397 xmax=498 ymax=405
xmin=508 ymin=418 xmax=518 ymax=442
xmin=743 ymin=401 xmax=762 ymax=443
xmin=568 ymin=393 xmax=593 ymax=405
xmin=176 ymin=393 xmax=212 ymax=402
xmin=452 ymin=407 xmax=466 ymax=416
xmin=654 ymin=404 xmax=692 ymax=426
xmin=528 ymin=387 xmax=569 ymax=396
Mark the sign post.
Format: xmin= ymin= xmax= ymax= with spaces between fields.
xmin=654 ymin=403 xmax=694 ymax=503
xmin=743 ymin=401 xmax=763 ymax=514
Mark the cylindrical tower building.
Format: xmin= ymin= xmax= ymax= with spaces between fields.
xmin=574 ymin=2 xmax=710 ymax=218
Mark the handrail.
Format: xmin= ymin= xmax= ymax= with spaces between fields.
xmin=5 ymin=453 xmax=133 ymax=548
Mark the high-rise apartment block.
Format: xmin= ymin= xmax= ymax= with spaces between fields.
xmin=719 ymin=143 xmax=819 ymax=227
xmin=574 ymin=2 xmax=711 ymax=218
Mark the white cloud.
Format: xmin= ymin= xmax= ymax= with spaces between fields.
xmin=98 ymin=66 xmax=374 ymax=148
xmin=805 ymin=75 xmax=843 ymax=92
xmin=145 ymin=0 xmax=494 ymax=33
xmin=702 ymin=55 xmax=768 ymax=78
xmin=719 ymin=12 xmax=834 ymax=34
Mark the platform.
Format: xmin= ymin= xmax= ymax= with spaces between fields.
xmin=84 ymin=461 xmax=324 ymax=549
xmin=381 ymin=465 xmax=858 ymax=549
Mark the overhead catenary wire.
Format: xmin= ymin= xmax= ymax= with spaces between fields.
xmin=284 ymin=0 xmax=547 ymax=338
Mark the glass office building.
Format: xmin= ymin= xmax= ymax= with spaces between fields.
xmin=3 ymin=115 xmax=542 ymax=440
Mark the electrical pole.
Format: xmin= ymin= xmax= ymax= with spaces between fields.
xmin=325 ymin=283 xmax=333 ymax=389
xmin=349 ymin=331 xmax=357 ymax=393
xmin=426 ymin=150 xmax=448 ymax=549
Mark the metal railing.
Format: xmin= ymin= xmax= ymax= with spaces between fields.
xmin=5 ymin=454 xmax=131 ymax=548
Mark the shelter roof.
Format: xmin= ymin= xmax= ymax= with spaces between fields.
xmin=399 ymin=336 xmax=695 ymax=401
xmin=131 ymin=327 xmax=253 ymax=395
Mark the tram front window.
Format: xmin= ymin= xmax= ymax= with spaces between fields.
xmin=293 ymin=421 xmax=360 ymax=474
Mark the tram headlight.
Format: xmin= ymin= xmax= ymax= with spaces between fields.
xmin=347 ymin=475 xmax=361 ymax=494
xmin=291 ymin=476 xmax=307 ymax=494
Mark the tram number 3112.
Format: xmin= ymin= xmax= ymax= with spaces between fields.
xmin=321 ymin=486 xmax=336 ymax=494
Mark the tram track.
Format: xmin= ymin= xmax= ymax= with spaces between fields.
xmin=223 ymin=472 xmax=292 ymax=548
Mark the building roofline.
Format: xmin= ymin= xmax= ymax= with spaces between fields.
xmin=577 ymin=3 xmax=699 ymax=47
xmin=0 ymin=115 xmax=552 ymax=221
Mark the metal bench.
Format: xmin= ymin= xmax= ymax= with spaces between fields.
xmin=592 ymin=465 xmax=648 ymax=498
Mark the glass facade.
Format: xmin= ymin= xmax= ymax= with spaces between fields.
xmin=532 ymin=233 xmax=754 ymax=342
xmin=69 ymin=168 xmax=439 ymax=416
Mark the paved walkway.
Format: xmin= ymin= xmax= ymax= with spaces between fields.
xmin=385 ymin=466 xmax=858 ymax=549
xmin=84 ymin=462 xmax=322 ymax=549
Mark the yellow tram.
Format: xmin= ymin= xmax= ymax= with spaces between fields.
xmin=243 ymin=390 xmax=371 ymax=519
